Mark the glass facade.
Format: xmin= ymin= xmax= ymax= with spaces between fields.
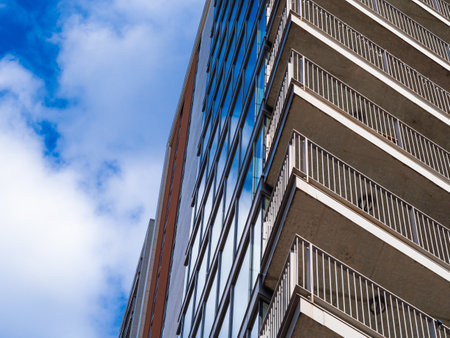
xmin=180 ymin=0 xmax=267 ymax=336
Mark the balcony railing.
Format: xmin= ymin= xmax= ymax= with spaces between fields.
xmin=265 ymin=0 xmax=450 ymax=115
xmin=265 ymin=5 xmax=288 ymax=87
xmin=417 ymin=0 xmax=450 ymax=20
xmin=261 ymin=235 xmax=450 ymax=338
xmin=265 ymin=50 xmax=450 ymax=180
xmin=263 ymin=131 xmax=450 ymax=265
xmin=357 ymin=0 xmax=450 ymax=62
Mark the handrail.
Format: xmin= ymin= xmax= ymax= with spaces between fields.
xmin=264 ymin=0 xmax=450 ymax=114
xmin=261 ymin=235 xmax=450 ymax=338
xmin=263 ymin=131 xmax=450 ymax=265
xmin=416 ymin=0 xmax=450 ymax=21
xmin=265 ymin=65 xmax=291 ymax=160
xmin=356 ymin=0 xmax=450 ymax=62
xmin=300 ymin=0 xmax=450 ymax=114
xmin=265 ymin=5 xmax=288 ymax=89
xmin=265 ymin=50 xmax=450 ymax=180
xmin=266 ymin=0 xmax=277 ymax=24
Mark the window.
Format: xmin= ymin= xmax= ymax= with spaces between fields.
xmin=219 ymin=215 xmax=235 ymax=299
xmin=232 ymin=243 xmax=250 ymax=337
xmin=210 ymin=195 xmax=223 ymax=263
xmin=237 ymin=160 xmax=253 ymax=245
xmin=203 ymin=269 xmax=218 ymax=336
xmin=251 ymin=208 xmax=262 ymax=288
xmin=231 ymin=82 xmax=242 ymax=141
xmin=225 ymin=148 xmax=239 ymax=211
xmin=218 ymin=302 xmax=230 ymax=338
xmin=242 ymin=92 xmax=255 ymax=160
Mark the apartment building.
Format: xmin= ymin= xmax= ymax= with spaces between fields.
xmin=121 ymin=0 xmax=450 ymax=337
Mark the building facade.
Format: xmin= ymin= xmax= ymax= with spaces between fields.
xmin=122 ymin=0 xmax=450 ymax=337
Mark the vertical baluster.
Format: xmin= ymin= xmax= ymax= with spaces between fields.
xmin=302 ymin=240 xmax=305 ymax=289
xmin=353 ymin=271 xmax=359 ymax=321
xmin=347 ymin=268 xmax=352 ymax=317
xmin=402 ymin=301 xmax=410 ymax=338
xmin=315 ymin=246 xmax=319 ymax=299
xmin=359 ymin=277 xmax=365 ymax=325
xmin=390 ymin=294 xmax=397 ymax=338
xmin=321 ymin=251 xmax=326 ymax=301
xmin=339 ymin=264 xmax=345 ymax=313
xmin=328 ymin=255 xmax=333 ymax=305
xmin=372 ymin=283 xmax=379 ymax=333
xmin=377 ymin=287 xmax=385 ymax=335
xmin=384 ymin=290 xmax=391 ymax=337
xmin=366 ymin=279 xmax=372 ymax=329
xmin=335 ymin=260 xmax=340 ymax=310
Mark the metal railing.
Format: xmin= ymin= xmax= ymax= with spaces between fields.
xmin=357 ymin=0 xmax=450 ymax=62
xmin=265 ymin=65 xmax=291 ymax=160
xmin=266 ymin=0 xmax=277 ymax=24
xmin=265 ymin=5 xmax=288 ymax=88
xmin=262 ymin=131 xmax=450 ymax=265
xmin=265 ymin=50 xmax=450 ymax=180
xmin=265 ymin=0 xmax=450 ymax=114
xmin=417 ymin=0 xmax=450 ymax=20
xmin=300 ymin=0 xmax=450 ymax=114
xmin=261 ymin=235 xmax=450 ymax=338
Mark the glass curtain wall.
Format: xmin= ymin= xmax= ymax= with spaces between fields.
xmin=180 ymin=0 xmax=266 ymax=336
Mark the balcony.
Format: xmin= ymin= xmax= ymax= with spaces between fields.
xmin=267 ymin=50 xmax=450 ymax=180
xmin=414 ymin=0 xmax=450 ymax=22
xmin=261 ymin=235 xmax=450 ymax=338
xmin=264 ymin=0 xmax=450 ymax=137
xmin=268 ymin=0 xmax=450 ymax=84
xmin=315 ymin=0 xmax=450 ymax=66
xmin=264 ymin=50 xmax=450 ymax=224
xmin=261 ymin=131 xmax=450 ymax=321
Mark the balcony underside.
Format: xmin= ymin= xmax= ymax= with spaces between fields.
xmin=281 ymin=293 xmax=370 ymax=338
xmin=311 ymin=0 xmax=450 ymax=78
xmin=266 ymin=14 xmax=450 ymax=146
xmin=265 ymin=88 xmax=450 ymax=225
xmin=262 ymin=174 xmax=450 ymax=324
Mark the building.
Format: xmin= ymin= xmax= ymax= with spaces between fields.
xmin=122 ymin=0 xmax=450 ymax=337
xmin=119 ymin=219 xmax=155 ymax=337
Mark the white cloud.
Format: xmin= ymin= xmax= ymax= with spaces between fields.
xmin=0 ymin=58 xmax=153 ymax=337
xmin=0 ymin=0 xmax=205 ymax=336
xmin=53 ymin=0 xmax=204 ymax=163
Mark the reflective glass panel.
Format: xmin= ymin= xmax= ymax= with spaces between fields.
xmin=196 ymin=250 xmax=208 ymax=310
xmin=218 ymin=302 xmax=230 ymax=338
xmin=254 ymin=125 xmax=263 ymax=189
xmin=252 ymin=208 xmax=261 ymax=287
xmin=225 ymin=148 xmax=238 ymax=211
xmin=244 ymin=37 xmax=257 ymax=96
xmin=247 ymin=0 xmax=258 ymax=37
xmin=190 ymin=228 xmax=200 ymax=280
xmin=182 ymin=294 xmax=194 ymax=338
xmin=221 ymin=81 xmax=231 ymax=128
xmin=204 ymin=184 xmax=213 ymax=235
xmin=249 ymin=313 xmax=259 ymax=338
xmin=232 ymin=244 xmax=250 ymax=337
xmin=217 ymin=130 xmax=228 ymax=183
xmin=219 ymin=215 xmax=235 ymax=299
xmin=242 ymin=93 xmax=255 ymax=158
xmin=235 ymin=37 xmax=245 ymax=78
xmin=231 ymin=83 xmax=242 ymax=140
xmin=237 ymin=160 xmax=253 ymax=245
xmin=211 ymin=195 xmax=223 ymax=261
xmin=204 ymin=269 xmax=218 ymax=337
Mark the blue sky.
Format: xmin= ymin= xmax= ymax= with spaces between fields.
xmin=0 ymin=0 xmax=204 ymax=336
